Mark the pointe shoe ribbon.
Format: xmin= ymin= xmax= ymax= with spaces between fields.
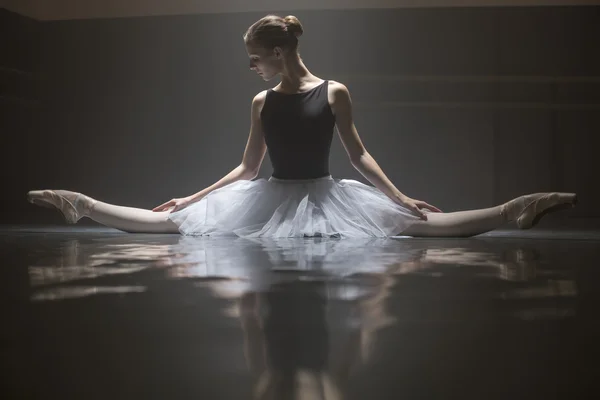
xmin=27 ymin=190 xmax=87 ymax=224
xmin=503 ymin=192 xmax=577 ymax=229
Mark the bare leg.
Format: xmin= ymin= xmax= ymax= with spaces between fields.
xmin=400 ymin=192 xmax=577 ymax=238
xmin=27 ymin=190 xmax=180 ymax=233
xmin=400 ymin=206 xmax=504 ymax=237
xmin=89 ymin=201 xmax=180 ymax=233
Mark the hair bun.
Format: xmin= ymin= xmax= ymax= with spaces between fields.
xmin=284 ymin=15 xmax=303 ymax=37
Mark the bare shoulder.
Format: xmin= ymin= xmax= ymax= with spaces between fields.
xmin=326 ymin=80 xmax=352 ymax=116
xmin=252 ymin=89 xmax=268 ymax=105
xmin=327 ymin=80 xmax=350 ymax=96
xmin=251 ymin=89 xmax=268 ymax=115
xmin=253 ymin=89 xmax=268 ymax=102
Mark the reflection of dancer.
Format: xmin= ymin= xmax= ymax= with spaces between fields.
xmin=28 ymin=235 xmax=573 ymax=398
xmin=240 ymin=284 xmax=342 ymax=400
xmin=231 ymin=243 xmax=551 ymax=400
xmin=27 ymin=14 xmax=576 ymax=237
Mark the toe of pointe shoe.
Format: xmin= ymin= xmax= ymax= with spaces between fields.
xmin=27 ymin=190 xmax=53 ymax=206
xmin=27 ymin=189 xmax=80 ymax=224
xmin=27 ymin=190 xmax=39 ymax=202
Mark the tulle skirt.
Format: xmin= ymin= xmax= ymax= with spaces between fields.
xmin=168 ymin=175 xmax=421 ymax=238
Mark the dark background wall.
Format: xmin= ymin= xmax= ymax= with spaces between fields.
xmin=3 ymin=6 xmax=599 ymax=226
xmin=1 ymin=9 xmax=40 ymax=222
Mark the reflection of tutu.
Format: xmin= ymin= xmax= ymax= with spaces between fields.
xmin=168 ymin=175 xmax=420 ymax=238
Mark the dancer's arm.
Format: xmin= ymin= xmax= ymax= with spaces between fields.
xmin=331 ymin=82 xmax=441 ymax=218
xmin=153 ymin=92 xmax=267 ymax=212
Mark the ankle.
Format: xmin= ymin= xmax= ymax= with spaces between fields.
xmin=500 ymin=196 xmax=526 ymax=223
xmin=80 ymin=195 xmax=97 ymax=216
xmin=500 ymin=203 xmax=508 ymax=222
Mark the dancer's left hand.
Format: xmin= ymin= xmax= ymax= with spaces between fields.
xmin=398 ymin=196 xmax=443 ymax=220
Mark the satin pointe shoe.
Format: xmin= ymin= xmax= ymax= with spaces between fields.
xmin=27 ymin=190 xmax=93 ymax=224
xmin=501 ymin=192 xmax=577 ymax=229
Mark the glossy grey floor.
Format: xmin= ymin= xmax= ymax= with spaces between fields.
xmin=2 ymin=226 xmax=599 ymax=399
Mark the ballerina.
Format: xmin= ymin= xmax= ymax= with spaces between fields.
xmin=27 ymin=14 xmax=577 ymax=238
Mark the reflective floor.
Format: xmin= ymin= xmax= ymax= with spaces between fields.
xmin=1 ymin=226 xmax=599 ymax=399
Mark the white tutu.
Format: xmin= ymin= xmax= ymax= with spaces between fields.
xmin=168 ymin=175 xmax=421 ymax=238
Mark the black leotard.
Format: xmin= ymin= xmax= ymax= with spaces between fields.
xmin=260 ymin=80 xmax=336 ymax=180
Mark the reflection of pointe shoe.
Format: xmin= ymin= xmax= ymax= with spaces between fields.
xmin=27 ymin=190 xmax=92 ymax=224
xmin=502 ymin=248 xmax=539 ymax=281
xmin=501 ymin=193 xmax=577 ymax=229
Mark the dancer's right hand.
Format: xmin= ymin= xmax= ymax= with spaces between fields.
xmin=152 ymin=196 xmax=195 ymax=213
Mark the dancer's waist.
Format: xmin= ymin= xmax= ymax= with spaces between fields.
xmin=269 ymin=174 xmax=333 ymax=184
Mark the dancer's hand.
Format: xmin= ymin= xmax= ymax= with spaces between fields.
xmin=152 ymin=196 xmax=195 ymax=213
xmin=398 ymin=196 xmax=442 ymax=220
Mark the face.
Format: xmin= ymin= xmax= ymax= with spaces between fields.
xmin=245 ymin=43 xmax=283 ymax=81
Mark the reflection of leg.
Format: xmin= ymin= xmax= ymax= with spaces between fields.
xmin=28 ymin=189 xmax=179 ymax=233
xmin=400 ymin=192 xmax=577 ymax=237
xmin=397 ymin=247 xmax=539 ymax=280
xmin=239 ymin=292 xmax=266 ymax=376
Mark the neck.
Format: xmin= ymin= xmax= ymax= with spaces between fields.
xmin=279 ymin=53 xmax=317 ymax=89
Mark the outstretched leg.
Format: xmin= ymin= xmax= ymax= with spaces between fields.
xmin=88 ymin=201 xmax=180 ymax=233
xmin=400 ymin=206 xmax=504 ymax=237
xmin=400 ymin=192 xmax=577 ymax=238
xmin=27 ymin=190 xmax=180 ymax=233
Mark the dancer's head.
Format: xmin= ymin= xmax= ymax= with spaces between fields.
xmin=243 ymin=14 xmax=304 ymax=81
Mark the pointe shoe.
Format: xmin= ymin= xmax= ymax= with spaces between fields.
xmin=27 ymin=190 xmax=93 ymax=224
xmin=501 ymin=192 xmax=577 ymax=229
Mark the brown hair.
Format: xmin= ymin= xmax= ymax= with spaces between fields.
xmin=244 ymin=14 xmax=304 ymax=51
